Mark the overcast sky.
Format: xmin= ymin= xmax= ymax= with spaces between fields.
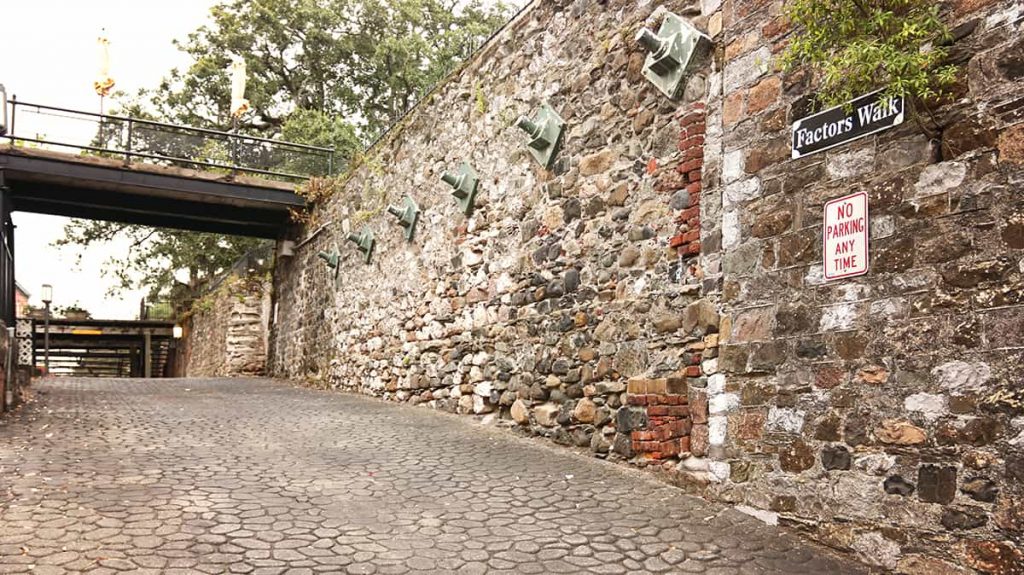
xmin=7 ymin=0 xmax=219 ymax=318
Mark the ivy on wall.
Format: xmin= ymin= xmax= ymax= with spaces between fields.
xmin=782 ymin=0 xmax=958 ymax=110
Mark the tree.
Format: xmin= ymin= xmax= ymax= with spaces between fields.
xmin=55 ymin=221 xmax=267 ymax=311
xmin=59 ymin=0 xmax=512 ymax=312
xmin=782 ymin=0 xmax=957 ymax=111
xmin=147 ymin=0 xmax=511 ymax=140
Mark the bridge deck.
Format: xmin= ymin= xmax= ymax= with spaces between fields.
xmin=30 ymin=317 xmax=178 ymax=378
xmin=0 ymin=145 xmax=305 ymax=238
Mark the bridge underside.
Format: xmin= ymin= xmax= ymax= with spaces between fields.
xmin=31 ymin=318 xmax=178 ymax=378
xmin=0 ymin=144 xmax=307 ymax=324
xmin=0 ymin=145 xmax=305 ymax=238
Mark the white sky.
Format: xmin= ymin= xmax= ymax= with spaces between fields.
xmin=7 ymin=0 xmax=218 ymax=319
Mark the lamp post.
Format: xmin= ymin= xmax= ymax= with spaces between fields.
xmin=40 ymin=284 xmax=52 ymax=374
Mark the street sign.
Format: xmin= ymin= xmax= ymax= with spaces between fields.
xmin=823 ymin=191 xmax=869 ymax=281
xmin=792 ymin=89 xmax=904 ymax=159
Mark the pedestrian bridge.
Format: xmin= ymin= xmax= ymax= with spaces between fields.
xmin=0 ymin=144 xmax=306 ymax=239
xmin=22 ymin=316 xmax=178 ymax=378
xmin=0 ymin=93 xmax=333 ymax=325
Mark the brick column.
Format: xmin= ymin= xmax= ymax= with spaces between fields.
xmin=670 ymin=105 xmax=706 ymax=260
xmin=625 ymin=104 xmax=713 ymax=463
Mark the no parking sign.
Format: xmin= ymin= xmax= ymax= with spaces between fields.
xmin=823 ymin=191 xmax=869 ymax=281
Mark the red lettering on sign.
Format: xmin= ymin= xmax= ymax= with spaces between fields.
xmin=823 ymin=192 xmax=869 ymax=281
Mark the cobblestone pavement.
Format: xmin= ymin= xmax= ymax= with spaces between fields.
xmin=0 ymin=378 xmax=869 ymax=574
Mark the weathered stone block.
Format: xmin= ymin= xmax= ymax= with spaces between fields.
xmin=723 ymin=46 xmax=771 ymax=93
xmin=612 ymin=432 xmax=634 ymax=458
xmin=855 ymin=365 xmax=889 ymax=385
xmin=964 ymin=540 xmax=1024 ymax=575
xmin=718 ymin=344 xmax=749 ymax=372
xmin=653 ymin=314 xmax=683 ymax=334
xmin=941 ymin=507 xmax=988 ymax=530
xmin=690 ymin=391 xmax=708 ymax=424
xmin=776 ymin=228 xmax=818 ymax=266
xmin=734 ymin=409 xmax=766 ymax=440
xmin=918 ymin=465 xmax=957 ymax=504
xmin=744 ymin=137 xmax=788 ymax=174
xmin=683 ymin=299 xmax=719 ymax=333
xmin=534 ymin=403 xmax=561 ymax=427
xmin=884 ymin=475 xmax=915 ymax=496
xmin=748 ymin=342 xmax=785 ymax=372
xmin=826 ymin=144 xmax=876 ymax=180
xmin=730 ymin=306 xmax=773 ymax=342
xmin=751 ymin=209 xmax=793 ymax=238
xmin=723 ymin=90 xmax=744 ymax=125
xmin=746 ymin=76 xmax=781 ymax=115
xmin=615 ymin=407 xmax=649 ymax=433
xmin=690 ymin=423 xmax=709 ymax=457
xmin=579 ymin=150 xmax=616 ymax=176
xmin=573 ymin=398 xmax=596 ymax=423
xmin=876 ymin=419 xmax=927 ymax=445
xmin=962 ymin=477 xmax=998 ymax=503
xmin=942 ymin=116 xmax=998 ymax=160
xmin=511 ymin=399 xmax=530 ymax=424
xmin=995 ymin=497 xmax=1024 ymax=533
xmin=997 ymin=122 xmax=1024 ymax=164
xmin=779 ymin=439 xmax=815 ymax=473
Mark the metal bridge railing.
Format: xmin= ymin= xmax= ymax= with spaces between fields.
xmin=2 ymin=95 xmax=334 ymax=182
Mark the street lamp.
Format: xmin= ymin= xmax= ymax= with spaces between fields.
xmin=41 ymin=284 xmax=52 ymax=374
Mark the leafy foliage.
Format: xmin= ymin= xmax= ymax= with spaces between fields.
xmin=55 ymin=220 xmax=267 ymax=308
xmin=147 ymin=0 xmax=511 ymax=140
xmin=53 ymin=303 xmax=92 ymax=319
xmin=782 ymin=0 xmax=958 ymax=109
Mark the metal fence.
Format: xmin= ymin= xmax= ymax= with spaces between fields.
xmin=4 ymin=98 xmax=334 ymax=182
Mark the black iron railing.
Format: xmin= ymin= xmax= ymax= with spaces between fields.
xmin=3 ymin=97 xmax=334 ymax=182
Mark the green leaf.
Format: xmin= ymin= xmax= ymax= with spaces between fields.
xmin=782 ymin=0 xmax=957 ymax=107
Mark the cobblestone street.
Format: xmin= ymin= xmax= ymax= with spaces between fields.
xmin=0 ymin=378 xmax=868 ymax=574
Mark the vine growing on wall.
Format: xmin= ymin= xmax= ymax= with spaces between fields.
xmin=782 ymin=0 xmax=958 ymax=116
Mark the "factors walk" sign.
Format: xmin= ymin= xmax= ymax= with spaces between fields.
xmin=792 ymin=89 xmax=904 ymax=159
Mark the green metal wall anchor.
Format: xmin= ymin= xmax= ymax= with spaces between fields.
xmin=441 ymin=162 xmax=480 ymax=217
xmin=635 ymin=13 xmax=711 ymax=100
xmin=347 ymin=228 xmax=375 ymax=264
xmin=515 ymin=103 xmax=565 ymax=169
xmin=387 ymin=196 xmax=420 ymax=242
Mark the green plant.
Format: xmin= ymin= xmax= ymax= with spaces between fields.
xmin=782 ymin=0 xmax=958 ymax=112
xmin=55 ymin=303 xmax=92 ymax=319
xmin=187 ymin=294 xmax=216 ymax=316
xmin=146 ymin=301 xmax=176 ymax=320
xmin=474 ymin=80 xmax=487 ymax=115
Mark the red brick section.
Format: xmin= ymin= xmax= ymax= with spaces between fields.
xmin=627 ymin=105 xmax=709 ymax=461
xmin=670 ymin=104 xmax=705 ymax=259
xmin=627 ymin=378 xmax=692 ymax=459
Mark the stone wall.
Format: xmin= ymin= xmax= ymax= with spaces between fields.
xmin=703 ymin=0 xmax=1024 ymax=572
xmin=269 ymin=0 xmax=1024 ymax=571
xmin=185 ymin=273 xmax=271 ymax=377
xmin=271 ymin=0 xmax=719 ymax=460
